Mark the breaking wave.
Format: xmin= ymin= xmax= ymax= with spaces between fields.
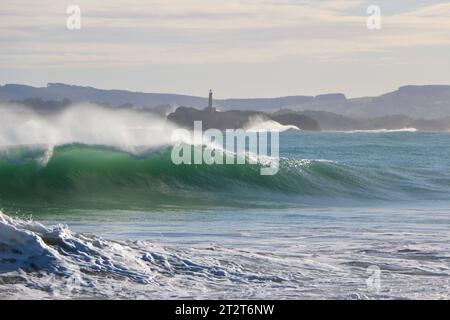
xmin=0 ymin=104 xmax=447 ymax=211
xmin=0 ymin=143 xmax=448 ymax=211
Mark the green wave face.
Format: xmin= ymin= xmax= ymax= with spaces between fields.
xmin=0 ymin=143 xmax=448 ymax=212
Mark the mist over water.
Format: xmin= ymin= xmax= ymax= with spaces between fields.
xmin=0 ymin=103 xmax=176 ymax=150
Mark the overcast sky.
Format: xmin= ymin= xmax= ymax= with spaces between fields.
xmin=1 ymin=0 xmax=450 ymax=98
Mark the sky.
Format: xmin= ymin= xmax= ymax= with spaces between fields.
xmin=1 ymin=0 xmax=450 ymax=98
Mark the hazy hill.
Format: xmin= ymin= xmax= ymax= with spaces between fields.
xmin=0 ymin=83 xmax=318 ymax=111
xmin=2 ymin=84 xmax=450 ymax=119
xmin=289 ymin=86 xmax=450 ymax=119
xmin=0 ymin=83 xmax=205 ymax=109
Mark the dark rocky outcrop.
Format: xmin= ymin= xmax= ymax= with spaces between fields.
xmin=168 ymin=107 xmax=320 ymax=131
xmin=168 ymin=107 xmax=268 ymax=130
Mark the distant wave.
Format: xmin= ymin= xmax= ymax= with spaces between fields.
xmin=344 ymin=128 xmax=418 ymax=133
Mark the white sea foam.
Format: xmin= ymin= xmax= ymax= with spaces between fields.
xmin=0 ymin=211 xmax=288 ymax=299
xmin=0 ymin=210 xmax=153 ymax=298
xmin=344 ymin=128 xmax=418 ymax=133
xmin=244 ymin=116 xmax=300 ymax=132
xmin=1 ymin=209 xmax=450 ymax=300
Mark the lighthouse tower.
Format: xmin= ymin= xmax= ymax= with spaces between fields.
xmin=205 ymin=89 xmax=216 ymax=112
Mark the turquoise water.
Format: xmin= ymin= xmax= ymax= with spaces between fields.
xmin=1 ymin=131 xmax=450 ymax=299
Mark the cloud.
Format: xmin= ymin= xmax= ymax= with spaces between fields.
xmin=0 ymin=0 xmax=449 ymax=67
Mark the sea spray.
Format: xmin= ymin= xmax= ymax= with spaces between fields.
xmin=0 ymin=103 xmax=177 ymax=150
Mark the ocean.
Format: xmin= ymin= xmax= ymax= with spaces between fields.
xmin=1 ymin=131 xmax=450 ymax=299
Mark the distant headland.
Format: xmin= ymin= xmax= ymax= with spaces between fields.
xmin=1 ymin=83 xmax=450 ymax=131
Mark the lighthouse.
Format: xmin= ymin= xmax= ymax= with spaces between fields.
xmin=205 ymin=89 xmax=216 ymax=112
